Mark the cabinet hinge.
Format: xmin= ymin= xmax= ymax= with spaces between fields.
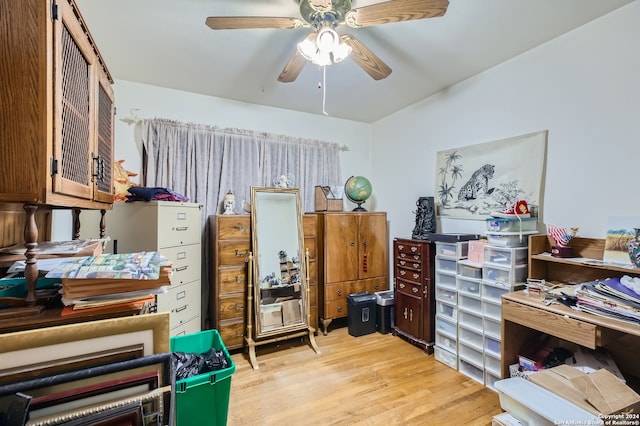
xmin=51 ymin=0 xmax=59 ymax=21
xmin=50 ymin=157 xmax=58 ymax=176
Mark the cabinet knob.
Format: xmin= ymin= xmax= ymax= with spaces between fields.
xmin=411 ymin=247 xmax=417 ymax=252
xmin=337 ymin=289 xmax=342 ymax=296
xmin=399 ymin=283 xmax=405 ymax=289
xmin=413 ymin=273 xmax=419 ymax=280
xmin=235 ymin=303 xmax=244 ymax=311
xmin=337 ymin=306 xmax=343 ymax=313
xmin=398 ymin=245 xmax=404 ymax=250
xmin=412 ymin=287 xmax=418 ymax=293
xmin=400 ymin=270 xmax=406 ymax=276
xmin=235 ymin=249 xmax=249 ymax=257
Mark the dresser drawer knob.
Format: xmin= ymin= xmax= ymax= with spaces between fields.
xmin=400 ymin=270 xmax=406 ymax=276
xmin=412 ymin=263 xmax=419 ymax=269
xmin=411 ymin=247 xmax=417 ymax=252
xmin=337 ymin=306 xmax=343 ymax=313
xmin=236 ymin=303 xmax=244 ymax=311
xmin=413 ymin=273 xmax=419 ymax=279
xmin=234 ymin=224 xmax=250 ymax=233
xmin=399 ymin=283 xmax=405 ymax=289
xmin=399 ymin=260 xmax=406 ymax=266
xmin=337 ymin=289 xmax=342 ymax=296
xmin=412 ymin=287 xmax=419 ymax=293
xmin=398 ymin=244 xmax=404 ymax=250
xmin=235 ymin=249 xmax=249 ymax=257
xmin=235 ymin=276 xmax=245 ymax=284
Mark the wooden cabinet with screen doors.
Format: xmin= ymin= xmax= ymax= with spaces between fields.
xmin=315 ymin=212 xmax=388 ymax=334
xmin=393 ymin=238 xmax=436 ymax=353
xmin=212 ymin=214 xmax=318 ymax=350
xmin=0 ymin=0 xmax=115 ymax=302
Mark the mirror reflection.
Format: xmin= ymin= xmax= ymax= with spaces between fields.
xmin=251 ymin=187 xmax=308 ymax=336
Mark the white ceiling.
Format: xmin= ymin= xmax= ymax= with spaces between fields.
xmin=75 ymin=0 xmax=633 ymax=123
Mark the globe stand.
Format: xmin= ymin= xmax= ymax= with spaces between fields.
xmin=352 ymin=201 xmax=367 ymax=212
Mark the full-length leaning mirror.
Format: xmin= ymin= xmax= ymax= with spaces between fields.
xmin=246 ymin=186 xmax=319 ymax=369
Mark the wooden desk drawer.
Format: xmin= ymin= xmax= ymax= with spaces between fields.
xmin=396 ymin=240 xmax=423 ymax=256
xmin=218 ymin=241 xmax=251 ymax=265
xmin=325 ymin=282 xmax=350 ymax=301
xmin=218 ymin=267 xmax=247 ymax=294
xmin=219 ymin=294 xmax=246 ymax=321
xmin=397 ymin=257 xmax=422 ymax=270
xmin=219 ymin=318 xmax=245 ymax=349
xmin=396 ymin=266 xmax=422 ymax=284
xmin=396 ymin=278 xmax=421 ymax=297
xmin=217 ymin=216 xmax=251 ymax=240
xmin=502 ymin=298 xmax=599 ymax=349
xmin=325 ymin=299 xmax=348 ymax=319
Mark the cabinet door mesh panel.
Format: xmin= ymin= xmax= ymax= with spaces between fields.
xmin=97 ymin=84 xmax=113 ymax=192
xmin=61 ymin=23 xmax=90 ymax=186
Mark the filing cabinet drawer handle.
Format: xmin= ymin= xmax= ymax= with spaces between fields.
xmin=174 ymin=305 xmax=187 ymax=313
xmin=235 ymin=249 xmax=249 ymax=257
xmin=175 ymin=266 xmax=188 ymax=272
xmin=176 ymin=290 xmax=186 ymax=300
xmin=174 ymin=226 xmax=189 ymax=231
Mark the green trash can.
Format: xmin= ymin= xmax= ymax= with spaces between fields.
xmin=170 ymin=330 xmax=235 ymax=426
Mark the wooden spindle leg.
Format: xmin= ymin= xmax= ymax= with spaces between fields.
xmin=72 ymin=208 xmax=81 ymax=240
xmin=23 ymin=204 xmax=38 ymax=306
xmin=99 ymin=209 xmax=106 ymax=239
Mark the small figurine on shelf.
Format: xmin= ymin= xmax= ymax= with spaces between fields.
xmin=223 ymin=190 xmax=235 ymax=215
xmin=411 ymin=196 xmax=436 ymax=240
xmin=547 ymin=224 xmax=579 ymax=258
xmin=273 ymin=173 xmax=296 ymax=188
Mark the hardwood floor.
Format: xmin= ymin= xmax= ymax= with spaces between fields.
xmin=227 ymin=324 xmax=503 ymax=425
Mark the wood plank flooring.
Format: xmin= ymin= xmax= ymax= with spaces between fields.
xmin=227 ymin=324 xmax=503 ymax=425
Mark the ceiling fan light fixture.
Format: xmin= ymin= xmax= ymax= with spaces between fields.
xmin=297 ymin=25 xmax=351 ymax=67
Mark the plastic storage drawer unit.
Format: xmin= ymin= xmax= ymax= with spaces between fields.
xmin=347 ymin=292 xmax=377 ymax=336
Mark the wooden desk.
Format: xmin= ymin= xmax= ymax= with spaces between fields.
xmin=501 ymin=290 xmax=640 ymax=389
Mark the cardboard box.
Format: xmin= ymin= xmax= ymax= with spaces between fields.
xmin=260 ymin=303 xmax=283 ymax=331
xmin=281 ymin=299 xmax=302 ymax=326
xmin=530 ymin=365 xmax=640 ymax=416
xmin=468 ymin=239 xmax=488 ymax=264
xmin=567 ymin=347 xmax=626 ymax=383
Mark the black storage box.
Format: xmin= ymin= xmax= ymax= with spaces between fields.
xmin=375 ymin=290 xmax=395 ymax=334
xmin=347 ymin=292 xmax=376 ymax=337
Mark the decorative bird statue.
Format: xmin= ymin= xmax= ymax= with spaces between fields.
xmin=547 ymin=225 xmax=579 ymax=258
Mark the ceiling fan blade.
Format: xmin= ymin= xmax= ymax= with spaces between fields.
xmin=278 ymin=33 xmax=316 ymax=83
xmin=308 ymin=0 xmax=333 ymax=12
xmin=278 ymin=51 xmax=308 ymax=83
xmin=206 ymin=16 xmax=306 ymax=30
xmin=345 ymin=0 xmax=449 ymax=28
xmin=341 ymin=35 xmax=392 ymax=80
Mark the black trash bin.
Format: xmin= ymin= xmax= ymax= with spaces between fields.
xmin=347 ymin=292 xmax=376 ymax=337
xmin=375 ymin=290 xmax=394 ymax=334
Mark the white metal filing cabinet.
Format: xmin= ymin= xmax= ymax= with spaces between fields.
xmin=97 ymin=201 xmax=203 ymax=336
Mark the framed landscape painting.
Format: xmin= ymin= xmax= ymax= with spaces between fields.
xmin=603 ymin=216 xmax=640 ymax=267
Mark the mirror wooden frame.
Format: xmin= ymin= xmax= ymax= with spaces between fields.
xmin=245 ymin=186 xmax=319 ymax=369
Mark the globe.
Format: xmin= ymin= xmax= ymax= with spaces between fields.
xmin=344 ymin=176 xmax=372 ymax=212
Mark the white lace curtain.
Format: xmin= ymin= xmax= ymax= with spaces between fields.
xmin=140 ymin=118 xmax=342 ymax=328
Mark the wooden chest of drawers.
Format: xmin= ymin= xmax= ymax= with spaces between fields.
xmin=212 ymin=214 xmax=318 ymax=350
xmin=393 ymin=238 xmax=436 ymax=353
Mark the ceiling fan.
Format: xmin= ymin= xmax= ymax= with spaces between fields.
xmin=205 ymin=0 xmax=449 ymax=83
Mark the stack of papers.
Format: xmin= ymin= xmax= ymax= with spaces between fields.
xmin=576 ymin=276 xmax=640 ymax=324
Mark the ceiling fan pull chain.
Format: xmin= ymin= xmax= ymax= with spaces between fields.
xmin=322 ymin=65 xmax=328 ymax=116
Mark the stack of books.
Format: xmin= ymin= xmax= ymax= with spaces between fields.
xmin=45 ymin=252 xmax=172 ymax=312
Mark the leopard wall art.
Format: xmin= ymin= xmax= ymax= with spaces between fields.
xmin=457 ymin=164 xmax=495 ymax=201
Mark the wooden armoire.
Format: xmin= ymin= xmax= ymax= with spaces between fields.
xmin=315 ymin=212 xmax=388 ymax=334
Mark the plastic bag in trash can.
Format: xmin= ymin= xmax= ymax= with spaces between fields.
xmin=173 ymin=348 xmax=229 ymax=381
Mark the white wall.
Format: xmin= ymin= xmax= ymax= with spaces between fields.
xmin=371 ymin=1 xmax=640 ymax=241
